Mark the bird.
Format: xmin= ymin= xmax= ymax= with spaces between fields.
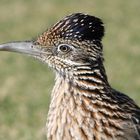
xmin=0 ymin=13 xmax=140 ymax=140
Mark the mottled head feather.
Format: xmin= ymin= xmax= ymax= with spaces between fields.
xmin=36 ymin=13 xmax=104 ymax=45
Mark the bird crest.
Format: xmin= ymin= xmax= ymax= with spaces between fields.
xmin=36 ymin=13 xmax=105 ymax=46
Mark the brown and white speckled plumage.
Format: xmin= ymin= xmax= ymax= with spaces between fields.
xmin=0 ymin=13 xmax=140 ymax=140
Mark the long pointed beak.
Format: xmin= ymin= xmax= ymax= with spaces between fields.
xmin=0 ymin=41 xmax=43 ymax=56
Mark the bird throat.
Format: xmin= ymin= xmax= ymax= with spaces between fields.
xmin=46 ymin=66 xmax=116 ymax=140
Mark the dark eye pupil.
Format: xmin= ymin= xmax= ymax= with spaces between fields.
xmin=59 ymin=45 xmax=69 ymax=52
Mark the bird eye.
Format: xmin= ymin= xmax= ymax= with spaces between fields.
xmin=58 ymin=44 xmax=70 ymax=53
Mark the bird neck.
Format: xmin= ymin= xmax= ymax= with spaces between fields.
xmin=71 ymin=62 xmax=109 ymax=90
xmin=47 ymin=62 xmax=113 ymax=140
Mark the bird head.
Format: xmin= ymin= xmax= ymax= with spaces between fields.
xmin=0 ymin=13 xmax=104 ymax=76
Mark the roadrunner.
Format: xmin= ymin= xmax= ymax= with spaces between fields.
xmin=0 ymin=13 xmax=140 ymax=140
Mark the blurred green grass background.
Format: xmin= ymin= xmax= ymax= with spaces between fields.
xmin=0 ymin=0 xmax=139 ymax=140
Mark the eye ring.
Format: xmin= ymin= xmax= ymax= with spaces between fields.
xmin=58 ymin=44 xmax=71 ymax=53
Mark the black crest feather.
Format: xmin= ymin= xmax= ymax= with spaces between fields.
xmin=52 ymin=13 xmax=104 ymax=41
